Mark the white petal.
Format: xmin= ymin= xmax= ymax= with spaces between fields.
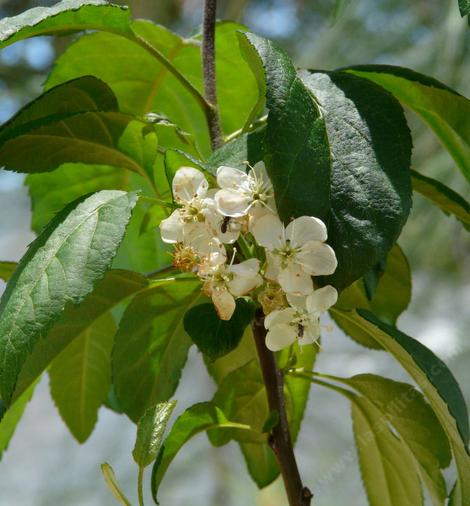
xmin=215 ymin=188 xmax=252 ymax=217
xmin=212 ymin=287 xmax=236 ymax=321
xmin=264 ymin=251 xmax=281 ymax=281
xmin=216 ymin=165 xmax=248 ymax=189
xmin=228 ymin=259 xmax=262 ymax=295
xmin=159 ymin=210 xmax=184 ymax=243
xmin=278 ymin=264 xmax=313 ymax=295
xmin=286 ymin=293 xmax=307 ymax=311
xmin=251 ymin=161 xmax=270 ymax=186
xmin=265 ymin=324 xmax=297 ymax=351
xmin=264 ymin=307 xmax=296 ymax=329
xmin=172 ymin=166 xmax=208 ymax=202
xmin=205 ymin=211 xmax=241 ymax=244
xmin=306 ymin=285 xmax=338 ymax=313
xmin=298 ymin=322 xmax=320 ymax=346
xmin=251 ymin=213 xmax=285 ymax=250
xmin=296 ymin=242 xmax=337 ymax=276
xmin=285 ymin=216 xmax=327 ymax=247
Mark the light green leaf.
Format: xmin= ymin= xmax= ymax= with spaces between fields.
xmin=151 ymin=401 xmax=262 ymax=502
xmin=0 ymin=382 xmax=36 ymax=459
xmin=0 ymin=190 xmax=137 ymax=405
xmin=412 ymin=170 xmax=470 ymax=231
xmin=112 ymin=280 xmax=201 ymax=422
xmin=301 ymin=71 xmax=412 ymax=289
xmin=346 ymin=66 xmax=470 ymax=183
xmin=0 ymin=262 xmax=17 ymax=282
xmin=49 ymin=312 xmax=116 ymax=443
xmin=183 ymin=299 xmax=255 ymax=360
xmin=101 ymin=463 xmax=132 ymax=506
xmin=331 ymin=309 xmax=470 ymax=505
xmin=133 ymin=401 xmax=176 ymax=468
xmin=0 ymin=0 xmax=131 ymax=49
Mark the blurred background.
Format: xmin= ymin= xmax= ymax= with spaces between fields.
xmin=0 ymin=0 xmax=469 ymax=504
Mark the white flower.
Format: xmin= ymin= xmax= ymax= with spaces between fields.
xmin=214 ymin=161 xmax=275 ymax=219
xmin=252 ymin=214 xmax=337 ymax=295
xmin=264 ymin=285 xmax=338 ymax=351
xmin=199 ymin=257 xmax=262 ymax=321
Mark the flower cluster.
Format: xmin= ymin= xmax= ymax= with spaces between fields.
xmin=159 ymin=163 xmax=338 ymax=351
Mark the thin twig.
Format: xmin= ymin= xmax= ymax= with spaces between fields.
xmin=252 ymin=310 xmax=313 ymax=506
xmin=202 ymin=0 xmax=224 ymax=150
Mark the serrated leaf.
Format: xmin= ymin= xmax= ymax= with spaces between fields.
xmin=239 ymin=32 xmax=331 ymax=222
xmin=300 ymin=71 xmax=412 ymax=289
xmin=334 ymin=244 xmax=411 ymax=349
xmin=0 ymin=0 xmax=131 ymax=50
xmin=346 ymin=65 xmax=470 ymax=183
xmin=183 ymin=299 xmax=255 ymax=360
xmin=151 ymin=402 xmax=262 ymax=502
xmin=133 ymin=401 xmax=176 ymax=468
xmin=12 ymin=269 xmax=146 ymax=404
xmin=112 ymin=280 xmax=201 ymax=422
xmin=101 ymin=463 xmax=132 ymax=506
xmin=49 ymin=312 xmax=115 ymax=443
xmin=412 ymin=170 xmax=470 ymax=231
xmin=459 ymin=0 xmax=470 ymax=16
xmin=0 ymin=190 xmax=137 ymax=405
xmin=331 ymin=309 xmax=470 ymax=505
xmin=0 ymin=382 xmax=36 ymax=459
xmin=0 ymin=262 xmax=17 ymax=282
xmin=352 ymin=397 xmax=423 ymax=506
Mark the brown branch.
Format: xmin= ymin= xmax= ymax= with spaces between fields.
xmin=252 ymin=310 xmax=313 ymax=506
xmin=202 ymin=0 xmax=223 ymax=150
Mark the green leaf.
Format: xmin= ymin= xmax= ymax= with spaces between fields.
xmin=12 ymin=270 xmax=146 ymax=404
xmin=183 ymin=299 xmax=255 ymax=360
xmin=112 ymin=280 xmax=201 ymax=422
xmin=352 ymin=396 xmax=423 ymax=506
xmin=459 ymin=0 xmax=470 ymax=16
xmin=0 ymin=262 xmax=17 ymax=282
xmin=334 ymin=244 xmax=411 ymax=349
xmin=239 ymin=32 xmax=332 ymax=222
xmin=331 ymin=309 xmax=470 ymax=505
xmin=101 ymin=463 xmax=132 ymax=506
xmin=412 ymin=170 xmax=470 ymax=231
xmin=49 ymin=312 xmax=116 ymax=443
xmin=151 ymin=401 xmax=262 ymax=503
xmin=0 ymin=382 xmax=36 ymax=459
xmin=0 ymin=0 xmax=131 ymax=50
xmin=133 ymin=401 xmax=176 ymax=468
xmin=346 ymin=65 xmax=470 ymax=183
xmin=26 ymin=164 xmax=129 ymax=233
xmin=301 ymin=71 xmax=412 ymax=289
xmin=0 ymin=190 xmax=137 ymax=405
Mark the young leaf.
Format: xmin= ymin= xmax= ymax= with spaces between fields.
xmin=11 ymin=270 xmax=146 ymax=404
xmin=238 ymin=32 xmax=332 ymax=223
xmin=0 ymin=382 xmax=36 ymax=460
xmin=0 ymin=0 xmax=131 ymax=50
xmin=0 ymin=190 xmax=137 ymax=405
xmin=101 ymin=463 xmax=132 ymax=506
xmin=112 ymin=281 xmax=201 ymax=422
xmin=346 ymin=65 xmax=470 ymax=182
xmin=331 ymin=309 xmax=470 ymax=505
xmin=49 ymin=312 xmax=116 ymax=443
xmin=0 ymin=262 xmax=17 ymax=282
xmin=300 ymin=71 xmax=412 ymax=289
xmin=412 ymin=170 xmax=470 ymax=231
xmin=133 ymin=401 xmax=176 ymax=468
xmin=151 ymin=402 xmax=262 ymax=503
xmin=183 ymin=299 xmax=256 ymax=360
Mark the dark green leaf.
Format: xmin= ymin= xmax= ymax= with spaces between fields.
xmin=301 ymin=71 xmax=412 ymax=289
xmin=459 ymin=0 xmax=470 ymax=16
xmin=346 ymin=65 xmax=470 ymax=183
xmin=183 ymin=299 xmax=255 ymax=360
xmin=412 ymin=170 xmax=470 ymax=231
xmin=239 ymin=32 xmax=331 ymax=222
xmin=0 ymin=382 xmax=36 ymax=459
xmin=0 ymin=262 xmax=17 ymax=282
xmin=151 ymin=402 xmax=262 ymax=502
xmin=113 ymin=280 xmax=201 ymax=422
xmin=0 ymin=0 xmax=131 ymax=50
xmin=49 ymin=312 xmax=115 ymax=443
xmin=133 ymin=401 xmax=176 ymax=468
xmin=0 ymin=190 xmax=137 ymax=404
